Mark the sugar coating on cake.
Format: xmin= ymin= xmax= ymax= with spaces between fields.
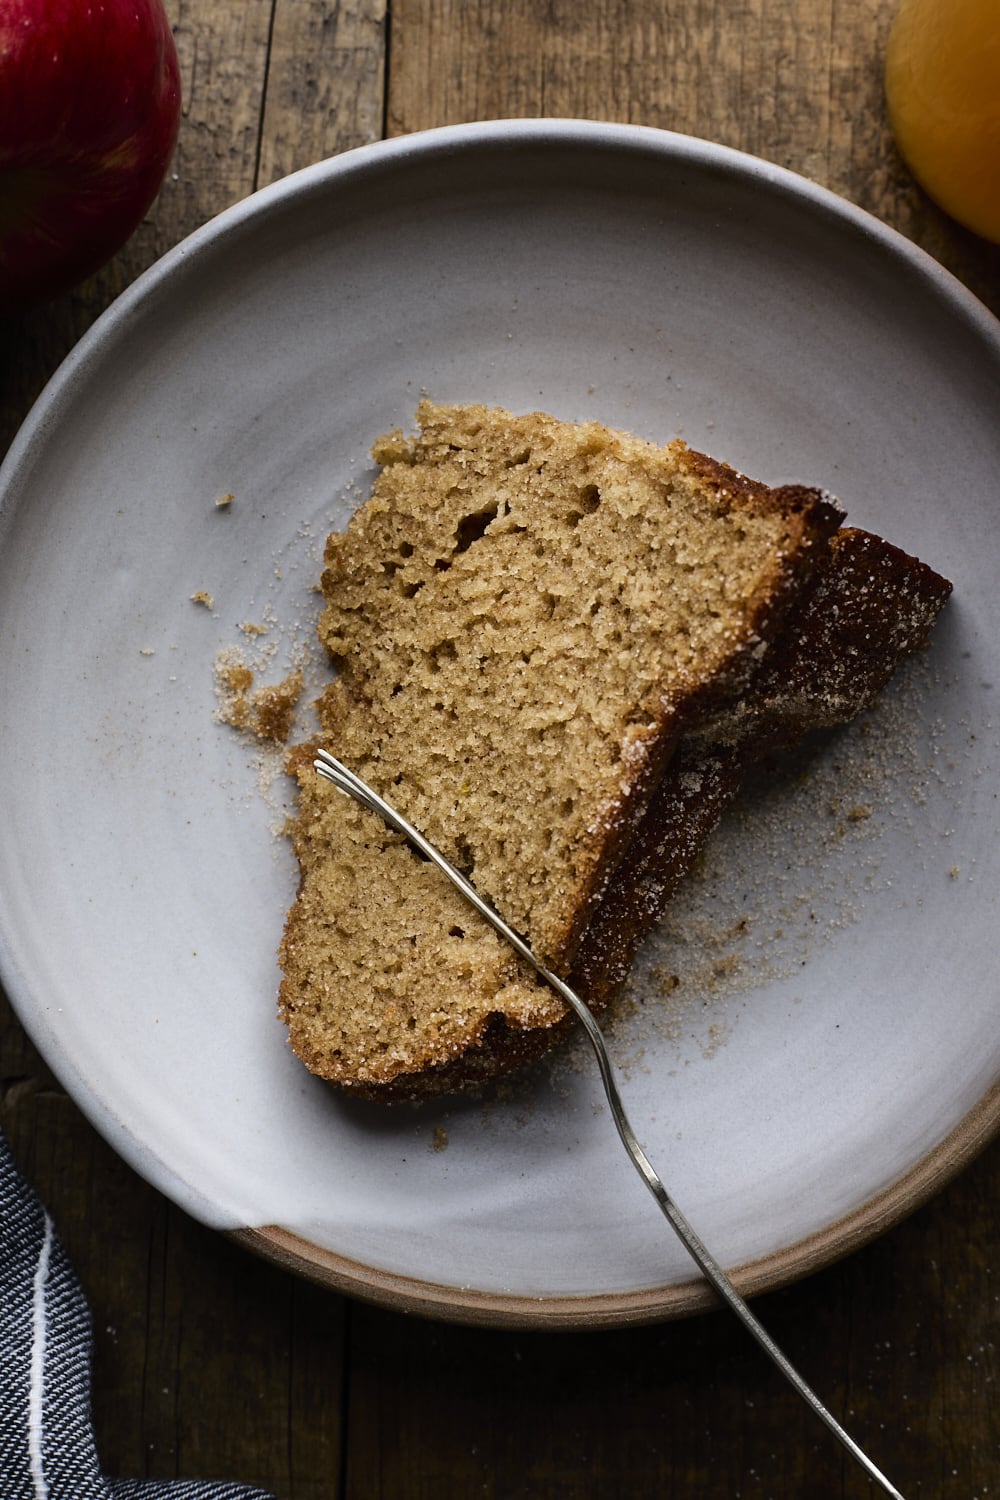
xmin=278 ymin=400 xmax=848 ymax=1098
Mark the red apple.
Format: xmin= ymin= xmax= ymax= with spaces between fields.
xmin=0 ymin=0 xmax=181 ymax=310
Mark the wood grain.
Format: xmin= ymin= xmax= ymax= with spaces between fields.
xmin=172 ymin=0 xmax=275 ymax=220
xmin=258 ymin=0 xmax=387 ymax=186
xmin=1 ymin=0 xmax=998 ymax=1495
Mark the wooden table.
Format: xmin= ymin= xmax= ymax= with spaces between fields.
xmin=2 ymin=3 xmax=998 ymax=1495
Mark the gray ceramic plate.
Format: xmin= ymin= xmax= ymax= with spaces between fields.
xmin=1 ymin=120 xmax=998 ymax=1327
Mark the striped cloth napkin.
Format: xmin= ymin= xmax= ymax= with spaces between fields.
xmin=0 ymin=1128 xmax=275 ymax=1500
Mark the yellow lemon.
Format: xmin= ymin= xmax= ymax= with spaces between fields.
xmin=885 ymin=0 xmax=1000 ymax=243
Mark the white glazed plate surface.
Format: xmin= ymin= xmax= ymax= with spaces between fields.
xmin=1 ymin=121 xmax=998 ymax=1326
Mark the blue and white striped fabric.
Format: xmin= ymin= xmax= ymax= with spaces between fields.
xmin=0 ymin=1129 xmax=275 ymax=1500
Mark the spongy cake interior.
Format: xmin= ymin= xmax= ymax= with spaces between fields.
xmin=317 ymin=404 xmax=834 ymax=957
xmin=278 ymin=401 xmax=839 ymax=1095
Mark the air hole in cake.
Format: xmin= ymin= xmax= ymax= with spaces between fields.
xmin=567 ymin=484 xmax=601 ymax=526
xmin=454 ymin=506 xmax=499 ymax=554
xmin=448 ymin=925 xmax=466 ymax=939
xmin=453 ymin=839 xmax=474 ymax=875
xmin=398 ymin=540 xmax=414 ymax=557
xmin=400 ymin=578 xmax=424 ymax=598
xmin=503 ymin=447 xmax=531 ymax=468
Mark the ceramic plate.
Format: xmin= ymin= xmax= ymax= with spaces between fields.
xmin=1 ymin=121 xmax=998 ymax=1327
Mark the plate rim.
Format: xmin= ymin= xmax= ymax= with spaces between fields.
xmin=2 ymin=116 xmax=999 ymax=1327
xmin=236 ymin=1075 xmax=1000 ymax=1327
xmin=3 ymin=115 xmax=999 ymax=507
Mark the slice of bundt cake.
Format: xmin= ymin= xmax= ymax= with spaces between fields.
xmin=277 ymin=402 xmax=949 ymax=1100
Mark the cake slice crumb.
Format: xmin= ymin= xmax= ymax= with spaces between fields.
xmin=213 ymin=647 xmax=304 ymax=744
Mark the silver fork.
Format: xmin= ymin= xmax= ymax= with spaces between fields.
xmin=313 ymin=747 xmax=906 ymax=1499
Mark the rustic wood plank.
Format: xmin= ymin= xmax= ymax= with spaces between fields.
xmin=171 ymin=0 xmax=277 ymax=225
xmin=257 ymin=0 xmax=388 ymax=186
xmin=385 ymin=0 xmax=853 ymax=149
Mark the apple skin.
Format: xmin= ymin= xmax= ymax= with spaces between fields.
xmin=0 ymin=0 xmax=181 ymax=310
